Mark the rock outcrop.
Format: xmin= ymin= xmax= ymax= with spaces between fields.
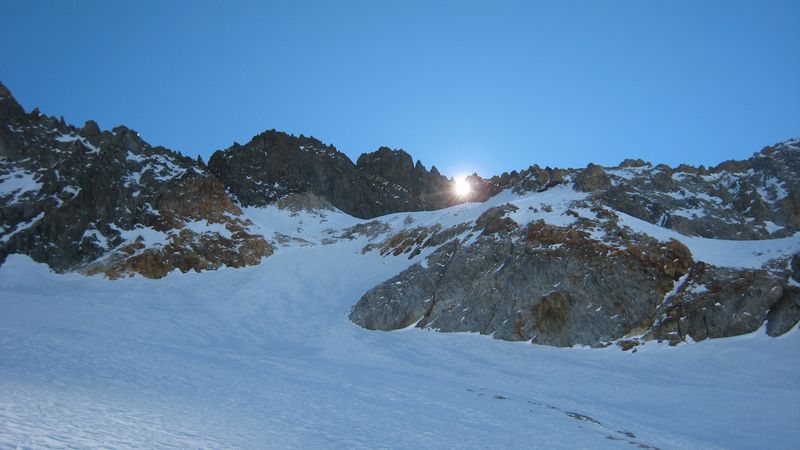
xmin=644 ymin=264 xmax=795 ymax=344
xmin=350 ymin=191 xmax=799 ymax=346
xmin=574 ymin=163 xmax=611 ymax=192
xmin=448 ymin=143 xmax=800 ymax=241
xmin=0 ymin=82 xmax=271 ymax=278
xmin=599 ymin=142 xmax=800 ymax=240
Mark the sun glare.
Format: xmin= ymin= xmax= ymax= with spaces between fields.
xmin=454 ymin=177 xmax=471 ymax=198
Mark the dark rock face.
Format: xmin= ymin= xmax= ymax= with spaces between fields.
xmin=0 ymin=83 xmax=25 ymax=123
xmin=474 ymin=203 xmax=519 ymax=236
xmin=356 ymin=147 xmax=453 ymax=213
xmin=351 ymin=192 xmax=799 ymax=347
xmin=765 ymin=287 xmax=800 ymax=337
xmin=644 ymin=265 xmax=789 ymax=343
xmin=574 ymin=163 xmax=611 ymax=192
xmin=351 ymin=208 xmax=705 ymax=347
xmin=600 ymin=141 xmax=800 ymax=240
xmin=450 ymin=142 xmax=800 ymax=241
xmin=0 ymin=82 xmax=271 ymax=278
xmin=208 ymin=132 xmax=455 ymax=219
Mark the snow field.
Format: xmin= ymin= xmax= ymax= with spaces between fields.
xmin=1 ymin=185 xmax=799 ymax=448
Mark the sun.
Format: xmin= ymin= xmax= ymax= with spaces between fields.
xmin=453 ymin=176 xmax=471 ymax=198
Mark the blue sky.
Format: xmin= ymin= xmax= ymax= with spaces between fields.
xmin=2 ymin=0 xmax=798 ymax=177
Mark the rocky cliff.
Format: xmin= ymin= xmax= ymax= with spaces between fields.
xmin=0 ymin=83 xmax=271 ymax=278
xmin=207 ymin=132 xmax=455 ymax=219
xmin=350 ymin=141 xmax=800 ymax=347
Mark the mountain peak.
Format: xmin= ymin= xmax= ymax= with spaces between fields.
xmin=0 ymin=81 xmax=26 ymax=123
xmin=208 ymin=132 xmax=455 ymax=218
xmin=356 ymin=146 xmax=414 ymax=173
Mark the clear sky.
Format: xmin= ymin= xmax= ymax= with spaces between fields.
xmin=2 ymin=0 xmax=798 ymax=177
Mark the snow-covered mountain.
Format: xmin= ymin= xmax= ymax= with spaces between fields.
xmin=1 ymin=82 xmax=799 ymax=447
xmin=2 ymin=81 xmax=798 ymax=347
xmin=0 ymin=83 xmax=270 ymax=278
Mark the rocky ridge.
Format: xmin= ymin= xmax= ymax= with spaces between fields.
xmin=208 ymin=132 xmax=455 ymax=219
xmin=462 ymin=141 xmax=800 ymax=241
xmin=350 ymin=143 xmax=800 ymax=347
xmin=0 ymin=83 xmax=271 ymax=278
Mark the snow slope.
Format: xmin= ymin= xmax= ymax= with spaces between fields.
xmin=2 ymin=190 xmax=800 ymax=448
